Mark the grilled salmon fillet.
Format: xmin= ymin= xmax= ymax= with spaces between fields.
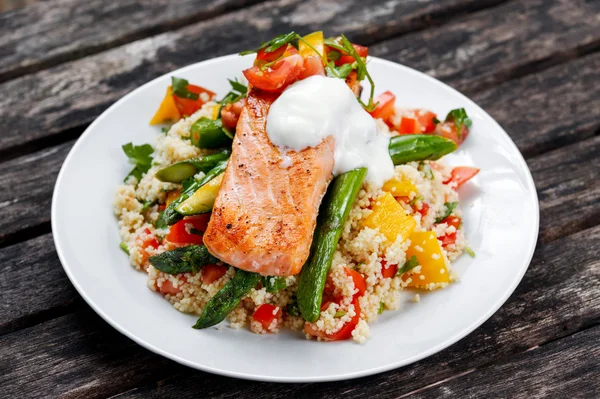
xmin=203 ymin=90 xmax=335 ymax=276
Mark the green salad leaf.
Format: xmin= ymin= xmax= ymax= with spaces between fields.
xmin=445 ymin=108 xmax=472 ymax=138
xmin=122 ymin=142 xmax=154 ymax=182
xmin=396 ymin=255 xmax=420 ymax=276
xmin=435 ymin=202 xmax=459 ymax=223
xmin=171 ymin=77 xmax=199 ymax=100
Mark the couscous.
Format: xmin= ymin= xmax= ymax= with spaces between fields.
xmin=114 ymin=31 xmax=479 ymax=343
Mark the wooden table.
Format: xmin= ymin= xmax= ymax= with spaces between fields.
xmin=1 ymin=0 xmax=599 ymax=397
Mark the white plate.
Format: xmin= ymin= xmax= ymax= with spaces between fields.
xmin=52 ymin=54 xmax=539 ymax=382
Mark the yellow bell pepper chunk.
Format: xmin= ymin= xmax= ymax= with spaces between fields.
xmin=150 ymin=86 xmax=181 ymax=125
xmin=405 ymin=231 xmax=449 ymax=288
xmin=211 ymin=104 xmax=220 ymax=120
xmin=362 ymin=192 xmax=416 ymax=243
xmin=299 ymin=31 xmax=325 ymax=58
xmin=382 ymin=178 xmax=418 ymax=197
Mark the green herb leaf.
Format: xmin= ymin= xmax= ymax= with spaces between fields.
xmin=327 ymin=50 xmax=341 ymax=61
xmin=261 ymin=276 xmax=287 ymax=293
xmin=334 ymin=311 xmax=347 ymax=318
xmin=378 ymin=302 xmax=385 ymax=314
xmin=396 ymin=255 xmax=420 ymax=276
xmin=445 ymin=108 xmax=472 ymax=138
xmin=433 ymin=117 xmax=441 ymax=125
xmin=149 ymin=244 xmax=221 ymax=274
xmin=122 ymin=142 xmax=154 ymax=182
xmin=435 ymin=202 xmax=459 ymax=223
xmin=228 ymin=79 xmax=247 ymax=95
xmin=119 ymin=241 xmax=129 ymax=255
xmin=171 ymin=77 xmax=199 ymax=100
xmin=286 ymin=295 xmax=300 ymax=317
xmin=339 ymin=34 xmax=377 ymax=112
xmin=154 ymin=211 xmax=168 ymax=229
xmin=161 ymin=126 xmax=170 ymax=134
xmin=190 ymin=117 xmax=231 ymax=148
xmin=409 ymin=195 xmax=424 ymax=207
xmin=324 ymin=37 xmax=346 ymax=52
xmin=239 ymin=31 xmax=297 ymax=55
xmin=325 ymin=61 xmax=354 ymax=79
xmin=140 ymin=199 xmax=155 ymax=212
xmin=465 ymin=246 xmax=476 ymax=258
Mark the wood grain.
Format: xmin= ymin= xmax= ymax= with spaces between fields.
xmin=0 ymin=0 xmax=592 ymax=155
xmin=1 ymin=224 xmax=598 ymax=398
xmin=0 ymin=0 xmax=266 ymax=82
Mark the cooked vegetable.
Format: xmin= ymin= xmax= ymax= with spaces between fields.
xmin=404 ymin=231 xmax=449 ymax=287
xmin=190 ymin=117 xmax=232 ymax=149
xmin=362 ymin=192 xmax=416 ymax=243
xmin=149 ymin=244 xmax=220 ymax=274
xmin=155 ymin=151 xmax=230 ymax=183
xmin=193 ymin=269 xmax=262 ymax=329
xmin=435 ymin=201 xmax=459 ymax=223
xmin=388 ymin=134 xmax=457 ymax=165
xmin=176 ymin=173 xmax=224 ymax=215
xmin=165 ymin=214 xmax=210 ymax=245
xmin=160 ymin=160 xmax=228 ymax=226
xmin=382 ymin=178 xmax=418 ymax=197
xmin=150 ymin=86 xmax=181 ymax=125
xmin=297 ymin=167 xmax=367 ymax=323
xmin=396 ymin=255 xmax=419 ymax=276
xmin=262 ymin=276 xmax=287 ymax=293
xmin=122 ymin=143 xmax=153 ymax=182
xmin=201 ymin=264 xmax=229 ymax=284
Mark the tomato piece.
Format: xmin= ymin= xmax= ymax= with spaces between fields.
xmin=438 ymin=216 xmax=461 ymax=247
xmin=436 ymin=121 xmax=470 ymax=145
xmin=416 ymin=110 xmax=438 ymax=133
xmin=417 ymin=203 xmax=430 ymax=218
xmin=243 ymin=54 xmax=303 ymax=92
xmin=369 ymin=91 xmax=396 ymax=121
xmin=173 ymin=84 xmax=215 ymax=117
xmin=305 ymin=298 xmax=361 ymax=341
xmin=381 ymin=260 xmax=398 ymax=279
xmin=201 ymin=264 xmax=228 ymax=284
xmin=157 ymin=280 xmax=181 ymax=295
xmin=335 ymin=43 xmax=368 ymax=66
xmin=256 ymin=45 xmax=287 ymax=62
xmin=220 ymin=98 xmax=246 ymax=131
xmin=252 ymin=304 xmax=282 ymax=331
xmin=344 ymin=268 xmax=366 ymax=297
xmin=297 ymin=56 xmax=325 ymax=80
xmin=444 ymin=166 xmax=480 ymax=188
xmin=398 ymin=117 xmax=422 ymax=134
xmin=141 ymin=228 xmax=159 ymax=249
xmin=166 ymin=214 xmax=211 ymax=245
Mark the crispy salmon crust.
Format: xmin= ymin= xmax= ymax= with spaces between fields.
xmin=203 ymin=90 xmax=335 ymax=276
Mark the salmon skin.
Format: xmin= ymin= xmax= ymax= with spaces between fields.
xmin=203 ymin=90 xmax=335 ymax=276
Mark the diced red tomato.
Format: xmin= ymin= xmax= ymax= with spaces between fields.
xmin=344 ymin=268 xmax=366 ymax=297
xmin=444 ymin=166 xmax=480 ymax=188
xmin=398 ymin=117 xmax=424 ymax=134
xmin=156 ymin=278 xmax=185 ymax=295
xmin=221 ymin=98 xmax=246 ymax=131
xmin=438 ymin=216 xmax=461 ymax=247
xmin=173 ymin=84 xmax=215 ymax=117
xmin=381 ymin=260 xmax=398 ymax=279
xmin=335 ymin=43 xmax=368 ymax=66
xmin=417 ymin=203 xmax=430 ymax=218
xmin=141 ymin=228 xmax=160 ymax=250
xmin=416 ymin=110 xmax=438 ymax=133
xmin=166 ymin=214 xmax=211 ymax=245
xmin=305 ymin=298 xmax=361 ymax=341
xmin=436 ymin=121 xmax=470 ymax=145
xmin=252 ymin=304 xmax=282 ymax=331
xmin=201 ymin=264 xmax=228 ymax=284
xmin=256 ymin=45 xmax=287 ymax=62
xmin=243 ymin=54 xmax=304 ymax=92
xmin=369 ymin=91 xmax=396 ymax=121
xmin=297 ymin=56 xmax=325 ymax=80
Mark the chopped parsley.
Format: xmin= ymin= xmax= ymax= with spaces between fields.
xmin=325 ymin=61 xmax=354 ymax=79
xmin=119 ymin=241 xmax=129 ymax=255
xmin=171 ymin=77 xmax=199 ymax=100
xmin=465 ymin=246 xmax=476 ymax=258
xmin=435 ymin=202 xmax=459 ymax=223
xmin=396 ymin=255 xmax=420 ymax=276
xmin=122 ymin=142 xmax=153 ymax=183
xmin=286 ymin=295 xmax=300 ymax=316
xmin=161 ymin=126 xmax=170 ymax=134
xmin=409 ymin=195 xmax=424 ymax=207
xmin=445 ymin=108 xmax=472 ymax=138
xmin=433 ymin=117 xmax=441 ymax=125
xmin=378 ymin=302 xmax=385 ymax=314
xmin=334 ymin=310 xmax=347 ymax=318
xmin=262 ymin=276 xmax=287 ymax=293
xmin=140 ymin=199 xmax=155 ymax=212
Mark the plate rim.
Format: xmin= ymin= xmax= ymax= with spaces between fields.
xmin=51 ymin=53 xmax=540 ymax=383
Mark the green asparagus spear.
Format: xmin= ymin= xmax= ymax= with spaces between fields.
xmin=388 ymin=135 xmax=457 ymax=165
xmin=190 ymin=117 xmax=232 ymax=149
xmin=155 ymin=151 xmax=229 ymax=183
xmin=297 ymin=167 xmax=367 ymax=322
xmin=193 ymin=269 xmax=261 ymax=329
xmin=159 ymin=160 xmax=228 ymax=226
xmin=148 ymin=244 xmax=221 ymax=274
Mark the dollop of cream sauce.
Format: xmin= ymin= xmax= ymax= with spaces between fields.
xmin=266 ymin=75 xmax=394 ymax=188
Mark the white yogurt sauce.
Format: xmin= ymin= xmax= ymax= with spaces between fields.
xmin=266 ymin=75 xmax=394 ymax=188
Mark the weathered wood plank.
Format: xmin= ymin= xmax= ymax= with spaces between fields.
xmin=0 ymin=0 xmax=266 ymax=82
xmin=398 ymin=327 xmax=600 ymax=399
xmin=1 ymin=224 xmax=598 ymax=398
xmin=0 ymin=233 xmax=78 ymax=335
xmin=371 ymin=0 xmax=600 ymax=95
xmin=1 ymin=0 xmax=593 ymax=155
